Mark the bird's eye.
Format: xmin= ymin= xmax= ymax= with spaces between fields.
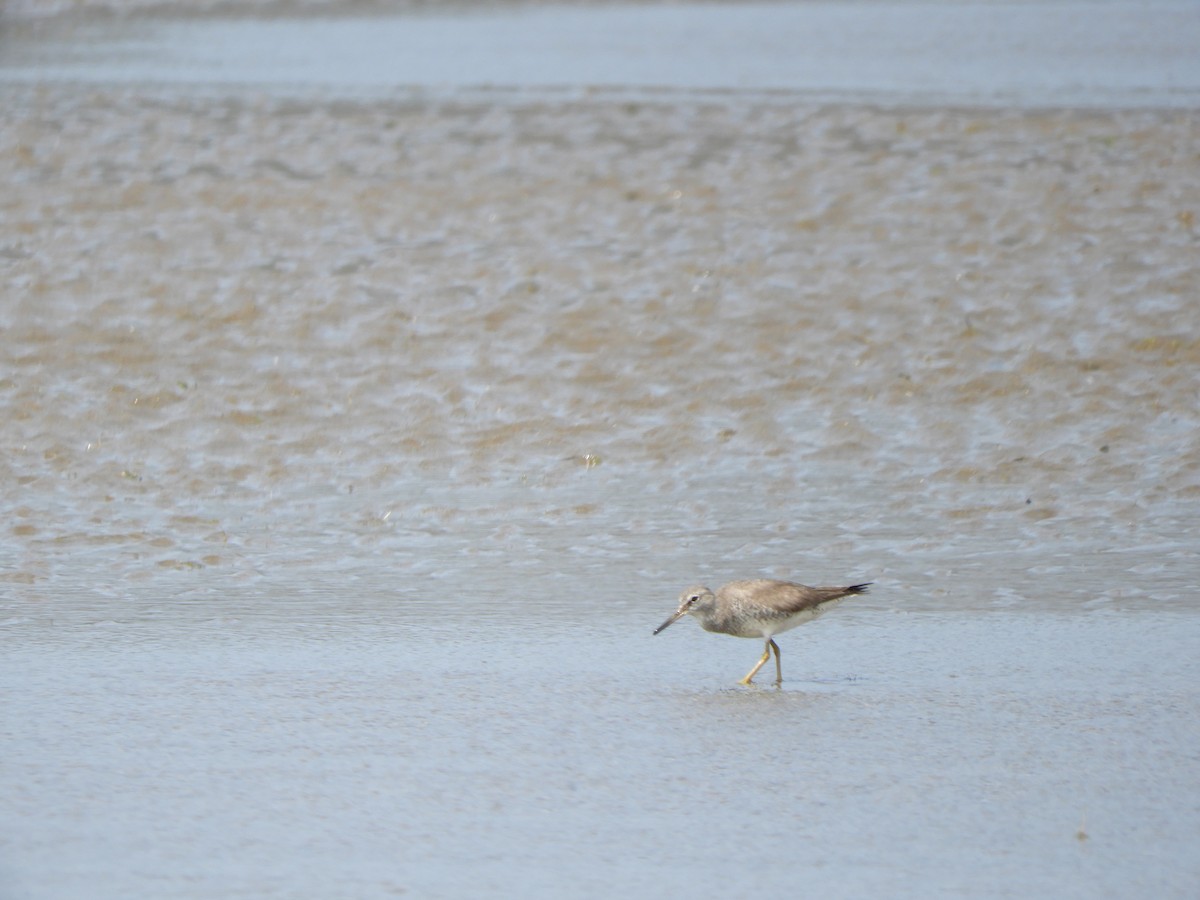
xmin=688 ymin=595 xmax=699 ymax=604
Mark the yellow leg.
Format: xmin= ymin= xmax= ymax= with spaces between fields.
xmin=771 ymin=639 xmax=782 ymax=686
xmin=739 ymin=640 xmax=774 ymax=685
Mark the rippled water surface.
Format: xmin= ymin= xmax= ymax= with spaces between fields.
xmin=2 ymin=3 xmax=1199 ymax=897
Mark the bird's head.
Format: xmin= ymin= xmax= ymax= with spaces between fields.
xmin=653 ymin=586 xmax=715 ymax=635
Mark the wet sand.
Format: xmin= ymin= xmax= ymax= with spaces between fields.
xmin=3 ymin=87 xmax=1197 ymax=607
xmin=2 ymin=3 xmax=1199 ymax=897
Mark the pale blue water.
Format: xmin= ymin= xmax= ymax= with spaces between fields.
xmin=5 ymin=611 xmax=1199 ymax=898
xmin=3 ymin=1 xmax=1199 ymax=106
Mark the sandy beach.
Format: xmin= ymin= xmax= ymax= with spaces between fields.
xmin=2 ymin=3 xmax=1198 ymax=897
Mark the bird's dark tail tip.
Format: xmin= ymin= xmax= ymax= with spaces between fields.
xmin=846 ymin=582 xmax=872 ymax=594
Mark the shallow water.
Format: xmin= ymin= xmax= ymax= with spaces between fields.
xmin=5 ymin=612 xmax=1199 ymax=897
xmin=4 ymin=1 xmax=1200 ymax=106
xmin=2 ymin=2 xmax=1200 ymax=897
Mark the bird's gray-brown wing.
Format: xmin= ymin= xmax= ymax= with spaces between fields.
xmin=733 ymin=580 xmax=870 ymax=615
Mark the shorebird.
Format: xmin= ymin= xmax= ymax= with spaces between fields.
xmin=653 ymin=579 xmax=871 ymax=686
